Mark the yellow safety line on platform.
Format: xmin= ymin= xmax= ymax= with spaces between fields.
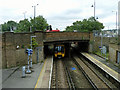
xmin=85 ymin=53 xmax=118 ymax=75
xmin=34 ymin=59 xmax=47 ymax=89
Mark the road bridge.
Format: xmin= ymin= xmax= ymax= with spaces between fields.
xmin=2 ymin=31 xmax=93 ymax=68
xmin=43 ymin=32 xmax=90 ymax=42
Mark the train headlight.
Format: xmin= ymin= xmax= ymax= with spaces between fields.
xmin=62 ymin=54 xmax=64 ymax=57
xmin=55 ymin=54 xmax=57 ymax=57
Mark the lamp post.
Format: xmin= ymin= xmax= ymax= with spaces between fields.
xmin=32 ymin=4 xmax=39 ymax=31
xmin=91 ymin=0 xmax=97 ymax=53
xmin=23 ymin=11 xmax=27 ymax=19
xmin=91 ymin=0 xmax=98 ymax=30
xmin=91 ymin=0 xmax=96 ymax=19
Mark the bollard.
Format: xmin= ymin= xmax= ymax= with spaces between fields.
xmin=26 ymin=54 xmax=31 ymax=74
xmin=30 ymin=55 xmax=32 ymax=68
xmin=22 ymin=66 xmax=26 ymax=78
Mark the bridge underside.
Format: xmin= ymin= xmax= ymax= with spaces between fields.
xmin=43 ymin=40 xmax=89 ymax=45
xmin=43 ymin=40 xmax=90 ymax=58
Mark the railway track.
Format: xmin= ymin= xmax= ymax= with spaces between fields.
xmin=73 ymin=55 xmax=112 ymax=89
xmin=51 ymin=54 xmax=116 ymax=89
xmin=66 ymin=58 xmax=94 ymax=88
xmin=51 ymin=58 xmax=75 ymax=89
xmin=63 ymin=60 xmax=75 ymax=89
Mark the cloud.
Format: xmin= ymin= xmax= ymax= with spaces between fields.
xmin=0 ymin=0 xmax=119 ymax=30
xmin=64 ymin=9 xmax=82 ymax=15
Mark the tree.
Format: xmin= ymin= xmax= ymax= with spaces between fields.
xmin=15 ymin=19 xmax=31 ymax=32
xmin=1 ymin=23 xmax=8 ymax=32
xmin=1 ymin=15 xmax=49 ymax=33
xmin=87 ymin=17 xmax=104 ymax=31
xmin=7 ymin=21 xmax=17 ymax=30
xmin=65 ymin=16 xmax=104 ymax=32
xmin=2 ymin=21 xmax=17 ymax=32
xmin=30 ymin=15 xmax=48 ymax=32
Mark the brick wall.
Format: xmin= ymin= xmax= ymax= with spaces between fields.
xmin=93 ymin=37 xmax=117 ymax=52
xmin=44 ymin=32 xmax=90 ymax=42
xmin=3 ymin=31 xmax=118 ymax=68
xmin=2 ymin=31 xmax=91 ymax=68
xmin=2 ymin=31 xmax=44 ymax=68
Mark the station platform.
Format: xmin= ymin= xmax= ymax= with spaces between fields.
xmin=1 ymin=56 xmax=53 ymax=89
xmin=34 ymin=56 xmax=53 ymax=89
xmin=81 ymin=53 xmax=120 ymax=84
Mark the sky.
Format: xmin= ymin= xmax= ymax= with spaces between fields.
xmin=0 ymin=0 xmax=120 ymax=31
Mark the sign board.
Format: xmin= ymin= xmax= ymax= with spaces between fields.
xmin=26 ymin=49 xmax=33 ymax=56
xmin=102 ymin=46 xmax=106 ymax=54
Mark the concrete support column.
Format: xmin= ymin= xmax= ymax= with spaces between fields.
xmin=89 ymin=43 xmax=93 ymax=53
xmin=89 ymin=32 xmax=94 ymax=53
xmin=69 ymin=43 xmax=71 ymax=58
xmin=34 ymin=31 xmax=44 ymax=62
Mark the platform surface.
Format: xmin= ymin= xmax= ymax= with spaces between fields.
xmin=1 ymin=56 xmax=53 ymax=89
xmin=34 ymin=56 xmax=53 ymax=89
xmin=2 ymin=63 xmax=44 ymax=88
xmin=81 ymin=53 xmax=120 ymax=83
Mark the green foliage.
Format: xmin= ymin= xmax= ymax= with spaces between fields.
xmin=16 ymin=19 xmax=31 ymax=32
xmin=30 ymin=15 xmax=48 ymax=32
xmin=1 ymin=15 xmax=48 ymax=33
xmin=2 ymin=21 xmax=17 ymax=32
xmin=95 ymin=51 xmax=109 ymax=60
xmin=65 ymin=16 xmax=104 ymax=32
xmin=89 ymin=41 xmax=94 ymax=44
xmin=1 ymin=23 xmax=8 ymax=32
xmin=27 ymin=38 xmax=38 ymax=49
xmin=32 ymin=38 xmax=38 ymax=49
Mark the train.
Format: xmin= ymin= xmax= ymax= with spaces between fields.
xmin=54 ymin=45 xmax=65 ymax=58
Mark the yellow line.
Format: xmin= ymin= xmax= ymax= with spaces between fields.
xmin=34 ymin=59 xmax=47 ymax=89
xmin=85 ymin=53 xmax=118 ymax=75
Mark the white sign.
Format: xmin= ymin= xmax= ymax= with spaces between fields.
xmin=102 ymin=46 xmax=106 ymax=54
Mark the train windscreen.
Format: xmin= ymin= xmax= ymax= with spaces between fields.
xmin=55 ymin=46 xmax=64 ymax=53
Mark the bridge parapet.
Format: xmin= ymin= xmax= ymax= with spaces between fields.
xmin=44 ymin=32 xmax=90 ymax=42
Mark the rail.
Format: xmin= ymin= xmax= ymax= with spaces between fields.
xmin=73 ymin=55 xmax=111 ymax=89
xmin=51 ymin=58 xmax=76 ymax=89
xmin=72 ymin=57 xmax=98 ymax=90
xmin=63 ymin=60 xmax=76 ymax=90
xmin=79 ymin=54 xmax=112 ymax=89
